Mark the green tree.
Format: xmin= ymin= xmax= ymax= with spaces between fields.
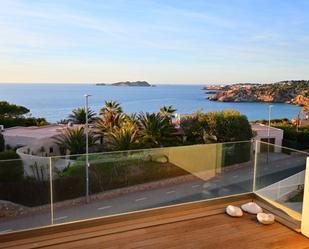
xmin=159 ymin=105 xmax=177 ymax=119
xmin=54 ymin=127 xmax=96 ymax=155
xmin=68 ymin=107 xmax=97 ymax=124
xmin=0 ymin=101 xmax=48 ymax=128
xmin=201 ymin=109 xmax=253 ymax=142
xmin=0 ymin=101 xmax=29 ymax=118
xmin=106 ymin=124 xmax=140 ymax=151
xmin=181 ymin=110 xmax=252 ymax=144
xmin=138 ymin=112 xmax=178 ymax=147
xmin=181 ymin=116 xmax=205 ymax=144
xmin=99 ymin=101 xmax=123 ymax=128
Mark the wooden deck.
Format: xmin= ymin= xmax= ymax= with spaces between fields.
xmin=1 ymin=194 xmax=309 ymax=249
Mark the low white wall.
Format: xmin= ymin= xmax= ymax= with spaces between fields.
xmin=16 ymin=147 xmax=71 ymax=180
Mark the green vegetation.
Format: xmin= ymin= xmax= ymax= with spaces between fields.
xmin=138 ymin=112 xmax=178 ymax=147
xmin=181 ymin=109 xmax=253 ymax=144
xmin=280 ymin=126 xmax=309 ymax=150
xmin=54 ymin=127 xmax=97 ymax=155
xmin=0 ymin=101 xmax=29 ymax=118
xmin=159 ymin=105 xmax=176 ymax=119
xmin=81 ymin=102 xmax=179 ymax=153
xmin=0 ymin=101 xmax=48 ymax=128
xmin=57 ymin=152 xmax=188 ymax=198
xmin=288 ymin=189 xmax=304 ymax=203
xmin=68 ymin=107 xmax=97 ymax=124
xmin=208 ymin=80 xmax=309 ymax=108
xmin=54 ymin=102 xmax=253 ymax=156
xmin=252 ymin=118 xmax=309 ymax=150
xmin=0 ymin=133 xmax=4 ymax=152
xmin=0 ymin=100 xmax=256 ymax=207
xmin=179 ymin=110 xmax=253 ymax=166
xmin=0 ymin=150 xmax=23 ymax=182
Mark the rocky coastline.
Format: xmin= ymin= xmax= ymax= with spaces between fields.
xmin=206 ymin=81 xmax=309 ymax=107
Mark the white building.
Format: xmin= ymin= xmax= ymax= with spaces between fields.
xmin=251 ymin=123 xmax=284 ymax=152
xmin=1 ymin=124 xmax=73 ymax=178
xmin=1 ymin=124 xmax=69 ymax=156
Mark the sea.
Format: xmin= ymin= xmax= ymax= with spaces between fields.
xmin=0 ymin=83 xmax=301 ymax=123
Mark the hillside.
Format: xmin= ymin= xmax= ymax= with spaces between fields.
xmin=207 ymin=80 xmax=309 ymax=107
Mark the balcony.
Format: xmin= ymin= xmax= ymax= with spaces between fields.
xmin=1 ymin=141 xmax=309 ymax=248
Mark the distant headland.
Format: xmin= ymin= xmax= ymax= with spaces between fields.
xmin=205 ymin=80 xmax=309 ymax=107
xmin=96 ymin=81 xmax=153 ymax=87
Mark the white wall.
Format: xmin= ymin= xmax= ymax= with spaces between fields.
xmin=16 ymin=147 xmax=71 ymax=180
xmin=252 ymin=125 xmax=283 ymax=152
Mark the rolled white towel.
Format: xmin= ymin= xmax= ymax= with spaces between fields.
xmin=257 ymin=213 xmax=275 ymax=225
xmin=226 ymin=205 xmax=243 ymax=217
xmin=241 ymin=202 xmax=263 ymax=214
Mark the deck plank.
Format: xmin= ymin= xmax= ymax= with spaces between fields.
xmin=4 ymin=213 xmax=308 ymax=249
xmin=1 ymin=194 xmax=309 ymax=249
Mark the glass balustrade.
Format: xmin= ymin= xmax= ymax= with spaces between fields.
xmin=1 ymin=140 xmax=307 ymax=234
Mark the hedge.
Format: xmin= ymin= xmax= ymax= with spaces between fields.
xmin=0 ymin=156 xmax=188 ymax=207
xmin=0 ymin=150 xmax=24 ymax=182
xmin=221 ymin=142 xmax=252 ymax=167
xmin=0 ymin=133 xmax=4 ymax=152
xmin=0 ymin=117 xmax=48 ymax=128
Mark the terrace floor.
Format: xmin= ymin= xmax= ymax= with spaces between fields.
xmin=1 ymin=194 xmax=309 ymax=249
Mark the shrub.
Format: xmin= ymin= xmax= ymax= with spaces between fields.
xmin=221 ymin=142 xmax=252 ymax=167
xmin=181 ymin=109 xmax=253 ymax=144
xmin=57 ymin=154 xmax=188 ymax=197
xmin=180 ymin=116 xmax=205 ymax=144
xmin=0 ymin=133 xmax=4 ymax=152
xmin=0 ymin=180 xmax=49 ymax=206
xmin=0 ymin=117 xmax=48 ymax=128
xmin=0 ymin=150 xmax=24 ymax=182
xmin=274 ymin=125 xmax=309 ymax=150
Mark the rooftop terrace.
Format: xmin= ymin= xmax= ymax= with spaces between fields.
xmin=1 ymin=140 xmax=309 ymax=247
xmin=0 ymin=194 xmax=308 ymax=249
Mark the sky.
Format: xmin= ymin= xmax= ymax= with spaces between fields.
xmin=0 ymin=0 xmax=309 ymax=84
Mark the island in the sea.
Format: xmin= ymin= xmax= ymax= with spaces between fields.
xmin=205 ymin=80 xmax=309 ymax=107
xmin=96 ymin=81 xmax=153 ymax=87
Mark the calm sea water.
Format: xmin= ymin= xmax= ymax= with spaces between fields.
xmin=0 ymin=84 xmax=301 ymax=122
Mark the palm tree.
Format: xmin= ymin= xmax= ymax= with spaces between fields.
xmin=106 ymin=124 xmax=140 ymax=151
xmin=99 ymin=101 xmax=123 ymax=128
xmin=68 ymin=107 xmax=97 ymax=124
xmin=138 ymin=112 xmax=177 ymax=147
xmin=54 ymin=127 xmax=96 ymax=155
xmin=159 ymin=105 xmax=177 ymax=119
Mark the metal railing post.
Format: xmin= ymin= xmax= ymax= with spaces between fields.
xmin=253 ymin=140 xmax=259 ymax=192
xmin=49 ymin=157 xmax=54 ymax=225
xmin=301 ymin=157 xmax=309 ymax=237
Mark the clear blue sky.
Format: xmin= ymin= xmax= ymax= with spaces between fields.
xmin=0 ymin=0 xmax=309 ymax=84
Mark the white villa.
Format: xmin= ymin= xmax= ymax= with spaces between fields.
xmin=1 ymin=124 xmax=69 ymax=156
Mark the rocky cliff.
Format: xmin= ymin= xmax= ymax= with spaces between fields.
xmin=207 ymin=81 xmax=309 ymax=106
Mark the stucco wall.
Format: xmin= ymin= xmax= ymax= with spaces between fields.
xmin=16 ymin=147 xmax=71 ymax=180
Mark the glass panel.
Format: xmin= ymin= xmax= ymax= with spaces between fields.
xmin=0 ymin=156 xmax=51 ymax=234
xmin=51 ymin=141 xmax=254 ymax=225
xmin=255 ymin=141 xmax=308 ymax=214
